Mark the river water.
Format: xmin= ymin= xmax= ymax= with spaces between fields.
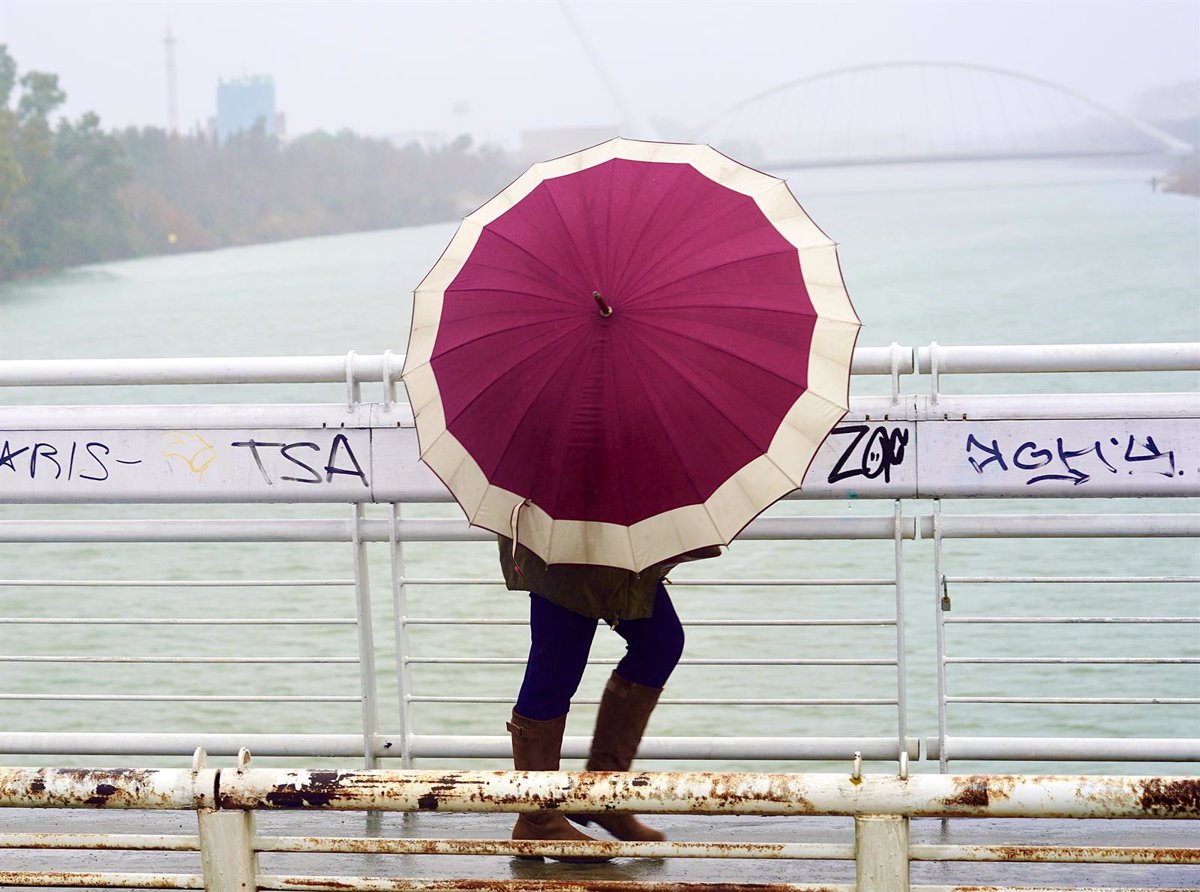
xmin=0 ymin=158 xmax=1197 ymax=774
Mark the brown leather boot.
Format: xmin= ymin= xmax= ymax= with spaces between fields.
xmin=508 ymin=710 xmax=610 ymax=863
xmin=570 ymin=672 xmax=667 ymax=842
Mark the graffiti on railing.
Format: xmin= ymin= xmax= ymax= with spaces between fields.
xmin=3 ymin=416 xmax=1194 ymax=500
xmin=231 ymin=434 xmax=369 ymax=487
xmin=965 ymin=432 xmax=1181 ymax=486
xmin=0 ymin=437 xmax=141 ymax=482
xmin=826 ymin=424 xmax=910 ymax=485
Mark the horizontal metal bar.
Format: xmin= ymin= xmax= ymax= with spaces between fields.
xmin=0 ymin=833 xmax=199 ymax=851
xmin=0 ymin=617 xmax=355 ymax=625
xmin=908 ymin=843 xmax=1200 ymax=864
xmin=945 ymin=696 xmax=1198 ymax=705
xmin=401 ymin=577 xmax=897 ymax=587
xmin=926 ymin=737 xmax=1200 ymax=761
xmin=0 ymin=767 xmax=216 ymax=809
xmin=9 ymin=766 xmax=1196 ymax=819
xmin=665 ymin=578 xmax=897 ymax=586
xmin=216 ymin=769 xmax=1200 ymax=818
xmin=944 ymin=616 xmax=1199 ymax=624
xmin=918 ymin=887 xmax=1198 ymax=892
xmin=0 ymin=694 xmax=360 ymax=703
xmin=0 ymin=873 xmax=203 ymax=890
xmin=258 ymin=879 xmax=847 ymax=892
xmin=945 ymin=576 xmax=1200 ymax=584
xmin=0 ymin=579 xmax=352 ymax=587
xmin=916 ymin=342 xmax=1200 ymax=374
xmin=0 ymin=655 xmax=358 ymax=664
xmin=0 ymin=354 xmax=401 ymax=387
xmin=0 ymin=515 xmax=915 ymax=543
xmin=407 ymin=657 xmax=897 ymax=667
xmin=946 ymin=657 xmax=1197 ymax=665
xmin=0 ymin=732 xmax=372 ymax=758
xmin=254 ymin=834 xmax=856 ymax=860
xmin=0 ymin=347 xmax=912 ymax=387
xmin=406 ymin=695 xmax=899 ymax=706
xmin=403 ymin=617 xmax=897 ymax=627
xmin=922 ymin=514 xmax=1200 ymax=539
xmin=916 ymin=390 xmax=1200 ymax=420
xmin=410 ymin=735 xmax=922 ymax=761
xmin=0 ymin=732 xmax=921 ymax=761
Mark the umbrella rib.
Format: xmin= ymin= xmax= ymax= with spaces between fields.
xmin=626 ymin=328 xmax=772 ymax=457
xmin=632 ymin=313 xmax=811 ymax=392
xmin=626 ymin=247 xmax=807 ymax=304
xmin=615 ymin=329 xmax=750 ymax=511
xmin=476 ymin=226 xmax=590 ymax=307
xmin=445 ymin=268 xmax=585 ymax=308
xmin=439 ymin=318 xmax=592 ymax=431
xmin=465 ymin=329 xmax=595 ymax=507
xmin=540 ymin=182 xmax=602 ymax=296
xmin=620 ymin=198 xmax=766 ymax=297
xmin=608 ymin=163 xmax=692 ymax=300
xmin=432 ymin=316 xmax=584 ymax=367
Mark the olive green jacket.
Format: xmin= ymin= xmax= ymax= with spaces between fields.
xmin=498 ymin=536 xmax=720 ymax=623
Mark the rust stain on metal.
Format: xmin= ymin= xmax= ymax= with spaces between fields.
xmin=982 ymin=844 xmax=1200 ymax=864
xmin=942 ymin=776 xmax=989 ymax=809
xmin=417 ymin=793 xmax=439 ymax=811
xmin=273 ymin=880 xmax=824 ymax=891
xmin=84 ymin=783 xmax=119 ymax=807
xmin=262 ymin=770 xmax=343 ymax=808
xmin=1140 ymin=777 xmax=1200 ymax=817
xmin=20 ymin=768 xmax=161 ymax=808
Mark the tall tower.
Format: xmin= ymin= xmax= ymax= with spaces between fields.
xmin=164 ymin=28 xmax=178 ymax=134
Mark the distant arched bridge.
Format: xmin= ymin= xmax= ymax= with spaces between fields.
xmin=691 ymin=61 xmax=1194 ymax=170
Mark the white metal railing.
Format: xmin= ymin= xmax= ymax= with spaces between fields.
xmin=0 ymin=506 xmax=918 ymax=766
xmin=928 ymin=505 xmax=1200 ymax=769
xmin=1 ymin=759 xmax=1196 ymax=891
xmin=0 ymin=343 xmax=1197 ymax=771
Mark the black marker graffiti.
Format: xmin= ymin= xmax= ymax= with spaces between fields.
xmin=827 ymin=424 xmax=910 ymax=484
xmin=0 ymin=438 xmax=139 ymax=482
xmin=966 ymin=432 xmax=1180 ymax=486
xmin=231 ymin=434 xmax=369 ymax=487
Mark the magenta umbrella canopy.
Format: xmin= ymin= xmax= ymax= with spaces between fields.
xmin=403 ymin=139 xmax=860 ymax=572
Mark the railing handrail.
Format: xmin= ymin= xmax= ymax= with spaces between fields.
xmin=3 ymin=341 xmax=1198 ymax=389
xmin=3 ymin=763 xmax=1194 ymax=891
xmin=3 ymin=766 xmax=1196 ymax=818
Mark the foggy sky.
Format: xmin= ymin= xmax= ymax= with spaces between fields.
xmin=0 ymin=0 xmax=1196 ymax=146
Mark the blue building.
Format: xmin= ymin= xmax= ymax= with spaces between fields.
xmin=215 ymin=75 xmax=282 ymax=142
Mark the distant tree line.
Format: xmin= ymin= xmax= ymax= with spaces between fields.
xmin=0 ymin=45 xmax=522 ymax=282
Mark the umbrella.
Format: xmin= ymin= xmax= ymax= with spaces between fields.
xmin=402 ymin=138 xmax=859 ymax=572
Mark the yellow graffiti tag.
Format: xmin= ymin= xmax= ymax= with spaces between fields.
xmin=163 ymin=432 xmax=217 ymax=479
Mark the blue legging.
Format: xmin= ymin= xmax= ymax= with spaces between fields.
xmin=515 ymin=583 xmax=685 ymax=720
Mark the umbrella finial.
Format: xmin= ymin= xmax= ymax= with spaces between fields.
xmin=592 ymin=290 xmax=614 ymax=318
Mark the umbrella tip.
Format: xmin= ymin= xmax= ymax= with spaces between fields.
xmin=592 ymin=290 xmax=614 ymax=318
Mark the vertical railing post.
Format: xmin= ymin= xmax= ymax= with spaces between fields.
xmin=389 ymin=500 xmax=415 ymax=767
xmin=352 ymin=502 xmax=381 ymax=768
xmin=892 ymin=500 xmax=909 ymax=767
xmin=932 ymin=498 xmax=949 ymax=772
xmin=197 ymin=748 xmax=257 ymax=892
xmin=199 ymin=808 xmax=257 ymax=891
xmin=854 ymin=814 xmax=910 ymax=892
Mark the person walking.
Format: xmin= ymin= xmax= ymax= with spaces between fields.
xmin=499 ymin=534 xmax=720 ymax=861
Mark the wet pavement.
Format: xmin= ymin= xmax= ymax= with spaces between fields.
xmin=3 ymin=807 xmax=1199 ymax=888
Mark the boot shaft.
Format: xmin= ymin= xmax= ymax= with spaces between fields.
xmin=587 ymin=671 xmax=662 ymax=772
xmin=507 ymin=710 xmax=568 ymax=772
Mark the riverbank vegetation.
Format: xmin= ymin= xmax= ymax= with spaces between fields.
xmin=0 ymin=45 xmax=520 ymax=282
